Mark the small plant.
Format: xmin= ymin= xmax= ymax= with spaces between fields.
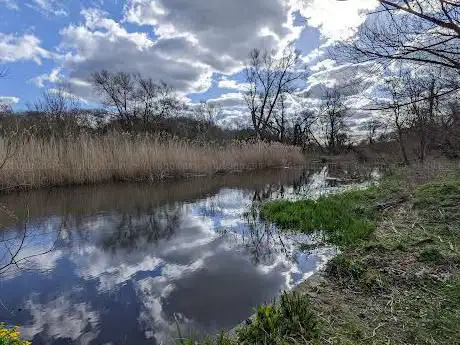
xmin=278 ymin=292 xmax=318 ymax=341
xmin=0 ymin=324 xmax=30 ymax=345
xmin=237 ymin=292 xmax=318 ymax=345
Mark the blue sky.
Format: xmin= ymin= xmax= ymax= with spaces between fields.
xmin=0 ymin=0 xmax=378 ymax=125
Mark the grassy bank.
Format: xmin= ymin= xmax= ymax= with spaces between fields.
xmin=0 ymin=135 xmax=304 ymax=192
xmin=181 ymin=161 xmax=460 ymax=345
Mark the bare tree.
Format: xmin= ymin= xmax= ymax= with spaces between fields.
xmin=439 ymin=100 xmax=460 ymax=156
xmin=194 ymin=100 xmax=221 ymax=127
xmin=337 ymin=0 xmax=460 ymax=71
xmin=272 ymin=93 xmax=297 ymax=143
xmin=91 ymin=70 xmax=182 ymax=126
xmin=134 ymin=76 xmax=182 ymax=126
xmin=318 ymin=88 xmax=349 ymax=153
xmin=365 ymin=119 xmax=382 ymax=145
xmin=292 ymin=109 xmax=324 ymax=149
xmin=92 ymin=70 xmax=136 ymax=122
xmin=377 ymin=70 xmax=411 ymax=164
xmin=153 ymin=81 xmax=183 ymax=119
xmin=244 ymin=46 xmax=306 ymax=139
xmin=32 ymin=84 xmax=79 ymax=120
xmin=135 ymin=74 xmax=160 ymax=127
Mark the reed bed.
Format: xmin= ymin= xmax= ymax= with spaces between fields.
xmin=0 ymin=135 xmax=304 ymax=192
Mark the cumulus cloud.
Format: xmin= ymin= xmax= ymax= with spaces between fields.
xmin=300 ymin=0 xmax=378 ymax=43
xmin=59 ymin=8 xmax=215 ymax=98
xmin=124 ymin=0 xmax=303 ymax=71
xmin=53 ymin=0 xmax=309 ymax=101
xmin=1 ymin=0 xmax=386 ymax=128
xmin=306 ymin=60 xmax=381 ymax=97
xmin=0 ymin=33 xmax=50 ymax=64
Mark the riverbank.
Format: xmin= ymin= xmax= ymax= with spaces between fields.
xmin=181 ymin=160 xmax=460 ymax=345
xmin=293 ymin=163 xmax=460 ymax=344
xmin=0 ymin=135 xmax=304 ymax=193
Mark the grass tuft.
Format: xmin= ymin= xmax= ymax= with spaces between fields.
xmin=237 ymin=292 xmax=318 ymax=345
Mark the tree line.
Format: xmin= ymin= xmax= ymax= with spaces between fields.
xmin=0 ymin=0 xmax=459 ymax=162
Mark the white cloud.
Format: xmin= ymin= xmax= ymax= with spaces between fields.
xmin=310 ymin=58 xmax=336 ymax=72
xmin=0 ymin=0 xmax=19 ymax=10
xmin=0 ymin=33 xmax=50 ymax=64
xmin=27 ymin=0 xmax=68 ymax=17
xmin=207 ymin=92 xmax=245 ymax=108
xmin=218 ymin=78 xmax=249 ymax=91
xmin=124 ymin=0 xmax=304 ymax=71
xmin=21 ymin=296 xmax=100 ymax=344
xmin=300 ymin=0 xmax=378 ymax=43
xmin=53 ymin=0 xmax=306 ymax=102
xmin=301 ymin=47 xmax=324 ymax=64
xmin=32 ymin=67 xmax=63 ymax=87
xmin=59 ymin=8 xmax=215 ymax=98
xmin=0 ymin=96 xmax=20 ymax=105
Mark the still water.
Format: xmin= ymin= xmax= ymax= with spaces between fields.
xmin=0 ymin=167 xmax=371 ymax=345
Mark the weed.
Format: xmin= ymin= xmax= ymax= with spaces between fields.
xmin=237 ymin=292 xmax=317 ymax=345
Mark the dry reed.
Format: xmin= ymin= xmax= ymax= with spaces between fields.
xmin=0 ymin=135 xmax=305 ymax=192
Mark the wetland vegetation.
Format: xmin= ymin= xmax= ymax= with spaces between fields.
xmin=180 ymin=161 xmax=460 ymax=345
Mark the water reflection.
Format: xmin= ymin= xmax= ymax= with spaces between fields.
xmin=0 ymin=166 xmax=374 ymax=345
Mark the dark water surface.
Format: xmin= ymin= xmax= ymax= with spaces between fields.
xmin=0 ymin=167 xmax=371 ymax=345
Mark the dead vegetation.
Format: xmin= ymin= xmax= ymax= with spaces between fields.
xmin=0 ymin=134 xmax=304 ymax=193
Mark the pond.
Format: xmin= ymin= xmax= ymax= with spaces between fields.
xmin=0 ymin=166 xmax=373 ymax=345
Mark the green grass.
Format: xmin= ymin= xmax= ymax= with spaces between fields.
xmin=414 ymin=175 xmax=460 ymax=208
xmin=260 ymin=187 xmax=382 ymax=246
xmin=237 ymin=292 xmax=318 ymax=345
xmin=414 ymin=174 xmax=460 ymax=223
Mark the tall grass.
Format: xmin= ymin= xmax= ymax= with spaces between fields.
xmin=0 ymin=134 xmax=304 ymax=192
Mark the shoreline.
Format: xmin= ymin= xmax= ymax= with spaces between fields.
xmin=0 ymin=164 xmax=306 ymax=196
xmin=189 ymin=159 xmax=460 ymax=344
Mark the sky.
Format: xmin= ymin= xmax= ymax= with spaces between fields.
xmin=0 ymin=0 xmax=380 ymax=128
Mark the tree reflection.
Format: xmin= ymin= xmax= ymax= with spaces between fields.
xmin=100 ymin=204 xmax=183 ymax=253
xmin=0 ymin=208 xmax=63 ymax=278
